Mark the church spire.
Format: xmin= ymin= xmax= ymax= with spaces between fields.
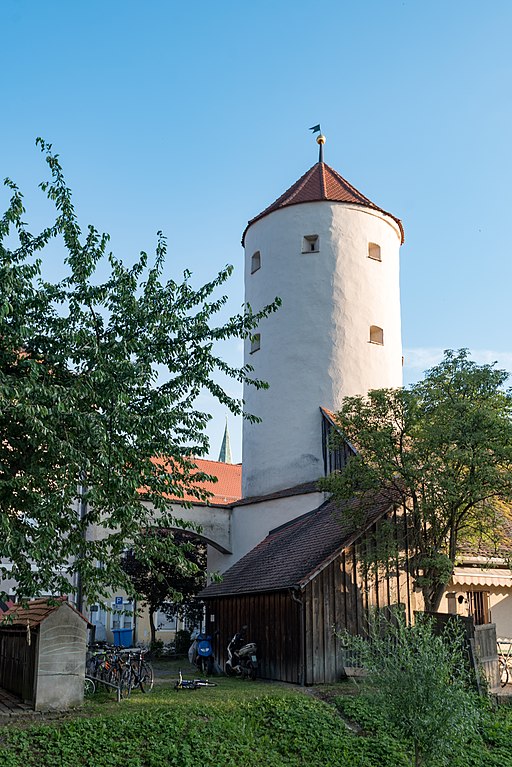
xmin=218 ymin=417 xmax=233 ymax=464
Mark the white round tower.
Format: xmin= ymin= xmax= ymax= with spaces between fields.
xmin=241 ymin=139 xmax=404 ymax=499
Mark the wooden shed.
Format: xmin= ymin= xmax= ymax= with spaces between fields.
xmin=0 ymin=597 xmax=88 ymax=710
xmin=200 ymin=495 xmax=414 ymax=685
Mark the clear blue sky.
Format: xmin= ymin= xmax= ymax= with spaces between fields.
xmin=2 ymin=0 xmax=511 ymax=462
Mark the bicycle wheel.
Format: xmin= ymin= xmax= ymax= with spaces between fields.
xmin=225 ymin=662 xmax=236 ymax=677
xmin=499 ymin=658 xmax=509 ymax=687
xmin=139 ymin=661 xmax=154 ymax=693
xmin=84 ymin=677 xmax=96 ymax=696
xmin=98 ymin=661 xmax=115 ymax=691
xmin=119 ymin=667 xmax=132 ymax=699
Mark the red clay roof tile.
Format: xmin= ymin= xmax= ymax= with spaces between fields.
xmin=242 ymin=161 xmax=404 ymax=245
xmin=0 ymin=597 xmax=89 ymax=628
xmin=151 ymin=457 xmax=242 ymax=507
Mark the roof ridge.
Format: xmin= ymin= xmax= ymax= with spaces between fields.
xmin=324 ymin=163 xmax=375 ymax=206
xmin=319 ymin=162 xmax=326 ymax=197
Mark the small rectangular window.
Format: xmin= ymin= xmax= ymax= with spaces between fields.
xmin=369 ymin=325 xmax=384 ymax=345
xmin=157 ymin=608 xmax=178 ymax=631
xmin=250 ymin=333 xmax=261 ymax=354
xmin=368 ymin=243 xmax=381 ymax=261
xmin=302 ymin=234 xmax=319 ymax=253
xmin=251 ymin=251 xmax=261 ymax=273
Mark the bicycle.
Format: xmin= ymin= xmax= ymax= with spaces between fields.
xmin=119 ymin=647 xmax=154 ymax=694
xmin=85 ymin=643 xmax=155 ymax=700
xmin=498 ymin=638 xmax=512 ymax=687
xmin=174 ymin=670 xmax=217 ymax=690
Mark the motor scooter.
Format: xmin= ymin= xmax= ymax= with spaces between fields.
xmin=193 ymin=631 xmax=215 ymax=675
xmin=225 ymin=626 xmax=258 ymax=680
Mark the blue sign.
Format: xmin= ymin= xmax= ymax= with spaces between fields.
xmin=115 ymin=596 xmax=123 ymax=606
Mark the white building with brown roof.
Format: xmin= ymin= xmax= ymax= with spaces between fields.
xmin=241 ymin=146 xmax=404 ymax=499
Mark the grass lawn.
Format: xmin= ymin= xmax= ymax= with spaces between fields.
xmin=0 ymin=659 xmax=511 ymax=767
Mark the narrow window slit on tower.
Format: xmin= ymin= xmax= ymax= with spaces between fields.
xmin=251 ymin=251 xmax=261 ymax=273
xmin=369 ymin=326 xmax=384 ymax=345
xmin=250 ymin=333 xmax=261 ymax=354
xmin=368 ymin=242 xmax=381 ymax=261
xmin=302 ymin=234 xmax=319 ymax=253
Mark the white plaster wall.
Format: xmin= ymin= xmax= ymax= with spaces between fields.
xmin=87 ymin=501 xmax=232 ymax=554
xmin=34 ymin=605 xmax=86 ymax=710
xmin=243 ymin=201 xmax=403 ymax=498
xmin=207 ymin=491 xmax=326 ymax=574
xmin=439 ymin=585 xmax=512 ymax=639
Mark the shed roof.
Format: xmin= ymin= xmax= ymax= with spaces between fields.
xmin=199 ymin=493 xmax=392 ymax=598
xmin=0 ymin=597 xmax=89 ymax=628
xmin=242 ymin=161 xmax=404 ymax=245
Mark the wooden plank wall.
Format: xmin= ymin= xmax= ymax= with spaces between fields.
xmin=0 ymin=629 xmax=37 ymax=703
xmin=206 ymin=513 xmax=415 ymax=685
xmin=303 ymin=541 xmax=413 ymax=684
xmin=206 ymin=591 xmax=302 ymax=683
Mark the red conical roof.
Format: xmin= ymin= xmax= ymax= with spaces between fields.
xmin=242 ymin=162 xmax=404 ymax=245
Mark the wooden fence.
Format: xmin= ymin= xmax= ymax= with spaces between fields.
xmin=426 ymin=612 xmax=499 ymax=692
xmin=0 ymin=628 xmax=37 ymax=703
xmin=474 ymin=623 xmax=499 ymax=689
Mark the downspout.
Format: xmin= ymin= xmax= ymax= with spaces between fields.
xmin=290 ymin=588 xmax=305 ymax=686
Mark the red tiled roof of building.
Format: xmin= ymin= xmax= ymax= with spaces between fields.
xmin=242 ymin=161 xmax=404 ymax=245
xmin=150 ymin=457 xmax=242 ymax=507
xmin=190 ymin=458 xmax=242 ymax=505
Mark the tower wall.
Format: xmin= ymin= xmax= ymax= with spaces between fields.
xmin=242 ymin=200 xmax=402 ymax=498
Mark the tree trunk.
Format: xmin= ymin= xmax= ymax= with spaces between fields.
xmin=149 ymin=609 xmax=157 ymax=645
xmin=422 ymin=581 xmax=446 ymax=614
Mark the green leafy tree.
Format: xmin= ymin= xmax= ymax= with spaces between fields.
xmin=321 ymin=350 xmax=512 ymax=611
xmin=0 ymin=139 xmax=280 ymax=602
xmin=122 ymin=531 xmax=206 ymax=645
xmin=340 ymin=613 xmax=481 ymax=767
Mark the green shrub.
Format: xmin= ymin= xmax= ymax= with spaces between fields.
xmin=339 ymin=612 xmax=481 ymax=767
xmin=174 ymin=629 xmax=191 ymax=655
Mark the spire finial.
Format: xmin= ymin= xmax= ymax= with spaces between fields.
xmin=309 ymin=124 xmax=325 ymax=163
xmin=218 ymin=416 xmax=233 ymax=464
xmin=317 ymin=133 xmax=326 ymax=163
